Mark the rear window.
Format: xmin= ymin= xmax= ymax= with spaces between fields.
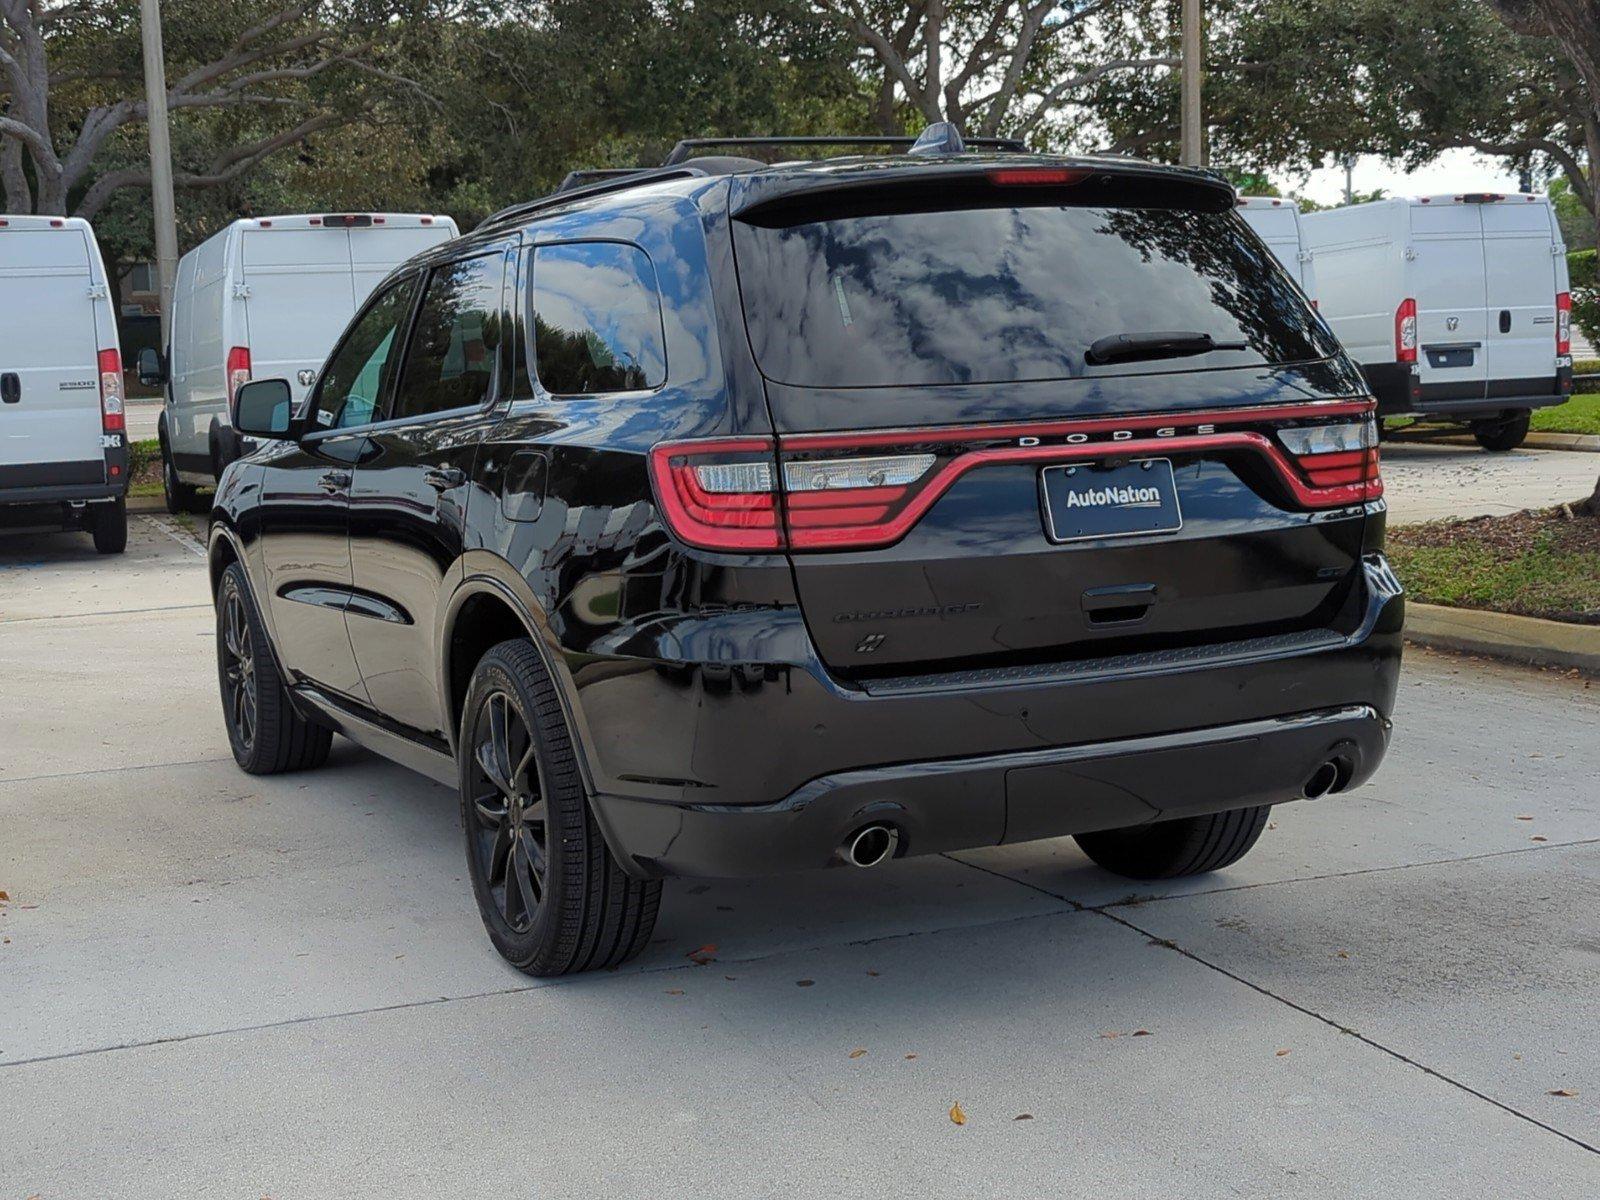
xmin=732 ymin=203 xmax=1337 ymax=388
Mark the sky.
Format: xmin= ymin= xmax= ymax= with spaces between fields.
xmin=1272 ymin=149 xmax=1526 ymax=205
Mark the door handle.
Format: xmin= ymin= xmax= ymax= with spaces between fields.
xmin=318 ymin=469 xmax=351 ymax=493
xmin=423 ymin=466 xmax=466 ymax=491
xmin=0 ymin=372 xmax=18 ymax=404
xmin=1499 ymin=310 xmax=1512 ymax=334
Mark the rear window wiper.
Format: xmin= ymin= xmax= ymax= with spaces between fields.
xmin=1085 ymin=331 xmax=1248 ymax=366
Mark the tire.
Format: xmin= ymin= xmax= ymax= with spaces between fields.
xmin=89 ymin=496 xmax=127 ymax=554
xmin=459 ymin=638 xmax=661 ymax=976
xmin=1471 ymin=411 xmax=1530 ymax=452
xmin=161 ymin=439 xmax=203 ymax=514
xmin=1074 ymin=805 xmax=1271 ymax=880
xmin=215 ymin=561 xmax=332 ymax=774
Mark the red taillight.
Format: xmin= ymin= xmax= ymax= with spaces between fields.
xmin=1277 ymin=419 xmax=1383 ymax=503
xmin=1394 ymin=298 xmax=1417 ymax=364
xmin=649 ymin=439 xmax=783 ymax=551
xmin=97 ymin=348 xmax=124 ymax=432
xmin=986 ymin=167 xmax=1087 ymax=187
xmin=226 ymin=345 xmax=251 ymax=403
xmin=1557 ymin=291 xmax=1571 ymax=356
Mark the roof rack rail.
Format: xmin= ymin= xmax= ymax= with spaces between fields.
xmin=662 ymin=132 xmax=1025 ymax=165
xmin=556 ymin=167 xmax=652 ymax=193
xmin=475 ymin=166 xmax=706 ymax=232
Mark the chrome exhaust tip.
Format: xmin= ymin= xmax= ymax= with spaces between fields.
xmin=842 ymin=824 xmax=899 ymax=868
xmin=1303 ymin=761 xmax=1341 ymax=800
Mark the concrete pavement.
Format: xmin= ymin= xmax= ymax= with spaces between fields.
xmin=1381 ymin=441 xmax=1598 ymax=524
xmin=1 ymin=520 xmax=1598 ymax=1197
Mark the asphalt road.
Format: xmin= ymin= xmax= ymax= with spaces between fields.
xmin=1 ymin=518 xmax=1597 ymax=1198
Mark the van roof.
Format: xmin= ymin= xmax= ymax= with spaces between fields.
xmin=0 ymin=214 xmax=96 ymax=233
xmin=229 ymin=213 xmax=454 ymax=232
xmin=1407 ymin=193 xmax=1550 ymax=206
xmin=1234 ymin=196 xmax=1301 ymax=211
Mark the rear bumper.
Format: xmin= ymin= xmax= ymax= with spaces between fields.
xmin=1364 ymin=361 xmax=1572 ymax=418
xmin=582 ymin=554 xmax=1405 ymax=879
xmin=593 ymin=704 xmax=1391 ymax=878
xmin=0 ymin=481 xmax=124 ymax=507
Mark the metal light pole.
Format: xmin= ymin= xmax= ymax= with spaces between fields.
xmin=1180 ymin=0 xmax=1203 ymax=166
xmin=139 ymin=0 xmax=179 ymax=344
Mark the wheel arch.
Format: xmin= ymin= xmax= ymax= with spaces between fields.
xmin=439 ymin=560 xmax=599 ymax=791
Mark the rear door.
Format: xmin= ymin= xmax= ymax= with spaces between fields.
xmin=348 ymin=222 xmax=455 ymax=309
xmin=729 ymin=175 xmax=1370 ymax=678
xmin=0 ymin=227 xmax=105 ymax=479
xmin=1480 ymin=199 xmax=1560 ymax=389
xmin=1411 ymin=202 xmax=1489 ymax=400
xmin=241 ymin=227 xmax=358 ymax=408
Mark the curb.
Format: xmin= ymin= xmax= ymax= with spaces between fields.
xmin=1405 ymin=602 xmax=1600 ymax=675
xmin=127 ymin=495 xmax=168 ymax=514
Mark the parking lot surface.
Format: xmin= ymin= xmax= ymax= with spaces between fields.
xmin=1382 ymin=441 xmax=1598 ymax=524
xmin=1 ymin=517 xmax=1597 ymax=1197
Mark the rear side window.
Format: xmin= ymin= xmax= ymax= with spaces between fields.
xmin=733 ymin=203 xmax=1338 ymax=388
xmin=390 ymin=253 xmax=504 ymax=421
xmin=530 ymin=242 xmax=666 ymax=395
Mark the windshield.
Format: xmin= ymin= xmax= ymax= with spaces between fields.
xmin=732 ymin=203 xmax=1336 ymax=388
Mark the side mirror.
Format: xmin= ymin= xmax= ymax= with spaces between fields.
xmin=232 ymin=378 xmax=295 ymax=440
xmin=137 ymin=347 xmax=166 ymax=387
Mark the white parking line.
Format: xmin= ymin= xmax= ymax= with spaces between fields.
xmin=140 ymin=513 xmax=206 ymax=558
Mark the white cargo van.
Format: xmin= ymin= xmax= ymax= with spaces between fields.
xmin=1301 ymin=193 xmax=1573 ymax=450
xmin=1236 ymin=196 xmax=1318 ymax=298
xmin=139 ymin=212 xmax=458 ymax=510
xmin=0 ymin=215 xmax=128 ymax=552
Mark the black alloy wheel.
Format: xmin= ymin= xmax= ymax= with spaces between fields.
xmin=467 ymin=689 xmax=549 ymax=934
xmin=214 ymin=562 xmax=332 ymax=774
xmin=458 ymin=639 xmax=660 ymax=975
xmin=220 ymin=583 xmax=258 ymax=752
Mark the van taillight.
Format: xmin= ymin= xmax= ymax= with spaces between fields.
xmin=226 ymin=346 xmax=251 ymax=403
xmin=1277 ymin=419 xmax=1383 ymax=502
xmin=97 ymin=348 xmax=124 ymax=432
xmin=1557 ymin=292 xmax=1572 ymax=356
xmin=1394 ymin=298 xmax=1418 ymax=364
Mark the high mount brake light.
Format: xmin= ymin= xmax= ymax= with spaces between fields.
xmin=1395 ymin=298 xmax=1418 ymax=364
xmin=226 ymin=346 xmax=252 ymax=404
xmin=1557 ymin=292 xmax=1572 ymax=356
xmin=986 ymin=168 xmax=1088 ymax=187
xmin=97 ymin=348 xmax=124 ymax=433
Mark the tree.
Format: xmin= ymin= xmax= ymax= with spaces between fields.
xmin=807 ymin=1 xmax=1179 ymax=139
xmin=1489 ymin=0 xmax=1600 ymax=515
xmin=0 ymin=0 xmax=422 ymax=218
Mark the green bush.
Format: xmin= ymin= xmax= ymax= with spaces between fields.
xmin=1571 ymin=249 xmax=1599 ymax=346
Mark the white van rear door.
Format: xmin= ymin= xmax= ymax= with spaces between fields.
xmin=0 ymin=229 xmax=105 ymax=471
xmin=1481 ymin=200 xmax=1559 ymax=387
xmin=1411 ymin=202 xmax=1488 ymax=397
xmin=241 ymin=228 xmax=358 ymax=406
xmin=348 ymin=225 xmax=454 ymax=306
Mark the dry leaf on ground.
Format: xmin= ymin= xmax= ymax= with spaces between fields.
xmin=848 ymin=1048 xmax=866 ymax=1059
xmin=949 ymin=1103 xmax=967 ymax=1126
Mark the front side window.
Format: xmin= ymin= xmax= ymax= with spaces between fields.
xmin=310 ymin=278 xmax=417 ymax=430
xmin=531 ymin=242 xmax=666 ymax=395
xmin=390 ymin=254 xmax=505 ymax=421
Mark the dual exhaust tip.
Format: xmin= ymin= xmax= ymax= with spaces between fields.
xmin=839 ymin=823 xmax=900 ymax=869
xmin=840 ymin=762 xmax=1345 ymax=867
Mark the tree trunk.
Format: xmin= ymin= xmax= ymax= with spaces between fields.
xmin=1578 ymin=471 xmax=1600 ymax=516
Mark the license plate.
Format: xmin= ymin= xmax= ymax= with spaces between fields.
xmin=1040 ymin=459 xmax=1182 ymax=543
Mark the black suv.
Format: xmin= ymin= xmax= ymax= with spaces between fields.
xmin=211 ymin=130 xmax=1403 ymax=976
